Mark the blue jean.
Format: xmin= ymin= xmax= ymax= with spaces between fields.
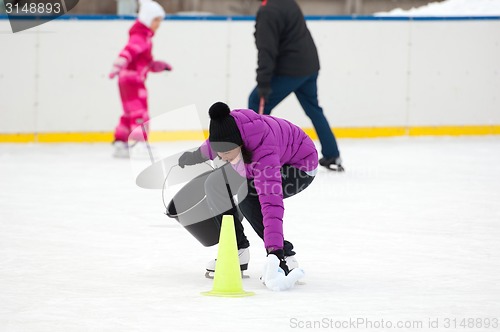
xmin=248 ymin=73 xmax=340 ymax=159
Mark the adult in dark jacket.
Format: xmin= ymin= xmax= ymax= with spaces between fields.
xmin=248 ymin=0 xmax=344 ymax=171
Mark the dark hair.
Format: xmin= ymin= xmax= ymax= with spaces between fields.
xmin=241 ymin=146 xmax=253 ymax=164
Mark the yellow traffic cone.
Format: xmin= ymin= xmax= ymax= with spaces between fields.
xmin=202 ymin=215 xmax=255 ymax=297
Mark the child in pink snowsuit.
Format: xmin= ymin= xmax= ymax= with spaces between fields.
xmin=109 ymin=0 xmax=172 ymax=154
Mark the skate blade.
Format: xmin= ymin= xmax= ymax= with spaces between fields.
xmin=322 ymin=164 xmax=345 ymax=172
xmin=205 ymin=271 xmax=249 ymax=279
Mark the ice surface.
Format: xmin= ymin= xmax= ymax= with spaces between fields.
xmin=1 ymin=137 xmax=499 ymax=332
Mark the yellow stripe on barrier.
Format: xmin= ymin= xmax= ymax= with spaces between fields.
xmin=0 ymin=134 xmax=36 ymax=143
xmin=148 ymin=130 xmax=208 ymax=142
xmin=304 ymin=127 xmax=408 ymax=139
xmin=409 ymin=126 xmax=500 ymax=136
xmin=1 ymin=126 xmax=500 ymax=143
xmin=36 ymin=132 xmax=114 ymax=143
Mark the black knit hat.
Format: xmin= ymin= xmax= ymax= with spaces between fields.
xmin=208 ymin=102 xmax=243 ymax=152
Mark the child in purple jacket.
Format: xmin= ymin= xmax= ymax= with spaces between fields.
xmin=178 ymin=102 xmax=318 ymax=290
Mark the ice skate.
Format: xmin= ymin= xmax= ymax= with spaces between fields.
xmin=285 ymin=255 xmax=306 ymax=285
xmin=285 ymin=255 xmax=299 ymax=270
xmin=128 ymin=141 xmax=155 ymax=161
xmin=112 ymin=141 xmax=129 ymax=158
xmin=283 ymin=240 xmax=298 ymax=270
xmin=205 ymin=247 xmax=250 ymax=279
xmin=319 ymin=156 xmax=344 ymax=172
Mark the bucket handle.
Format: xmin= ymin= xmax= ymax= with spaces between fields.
xmin=165 ymin=193 xmax=209 ymax=220
xmin=162 ymin=161 xmax=216 ymax=217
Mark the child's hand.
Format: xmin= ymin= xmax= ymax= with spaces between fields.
xmin=150 ymin=60 xmax=172 ymax=72
xmin=261 ymin=254 xmax=304 ymax=291
xmin=109 ymin=57 xmax=128 ymax=79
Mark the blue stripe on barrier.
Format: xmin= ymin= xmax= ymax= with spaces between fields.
xmin=1 ymin=14 xmax=500 ymax=21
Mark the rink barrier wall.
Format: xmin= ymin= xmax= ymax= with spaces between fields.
xmin=1 ymin=125 xmax=500 ymax=143
xmin=1 ymin=15 xmax=499 ymax=143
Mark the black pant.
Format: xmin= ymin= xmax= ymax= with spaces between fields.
xmin=205 ymin=163 xmax=315 ymax=255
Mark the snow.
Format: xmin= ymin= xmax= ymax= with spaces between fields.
xmin=375 ymin=0 xmax=500 ymax=16
xmin=174 ymin=11 xmax=215 ymax=16
xmin=1 ymin=137 xmax=500 ymax=331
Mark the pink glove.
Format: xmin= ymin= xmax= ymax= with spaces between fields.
xmin=150 ymin=60 xmax=172 ymax=73
xmin=108 ymin=57 xmax=128 ymax=79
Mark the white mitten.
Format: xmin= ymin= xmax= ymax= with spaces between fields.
xmin=262 ymin=254 xmax=305 ymax=291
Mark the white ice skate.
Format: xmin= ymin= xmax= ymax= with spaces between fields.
xmin=285 ymin=255 xmax=299 ymax=270
xmin=205 ymin=247 xmax=250 ymax=279
xmin=112 ymin=141 xmax=129 ymax=158
xmin=128 ymin=141 xmax=155 ymax=161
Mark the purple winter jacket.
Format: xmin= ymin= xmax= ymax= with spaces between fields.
xmin=200 ymin=109 xmax=318 ymax=250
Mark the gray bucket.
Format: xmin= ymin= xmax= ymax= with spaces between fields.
xmin=166 ymin=170 xmax=221 ymax=247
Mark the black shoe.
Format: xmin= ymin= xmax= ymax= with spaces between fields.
xmin=319 ymin=156 xmax=345 ymax=172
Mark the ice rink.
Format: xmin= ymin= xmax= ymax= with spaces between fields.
xmin=1 ymin=136 xmax=499 ymax=332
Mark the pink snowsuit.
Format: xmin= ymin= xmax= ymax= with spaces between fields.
xmin=114 ymin=20 xmax=159 ymax=142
